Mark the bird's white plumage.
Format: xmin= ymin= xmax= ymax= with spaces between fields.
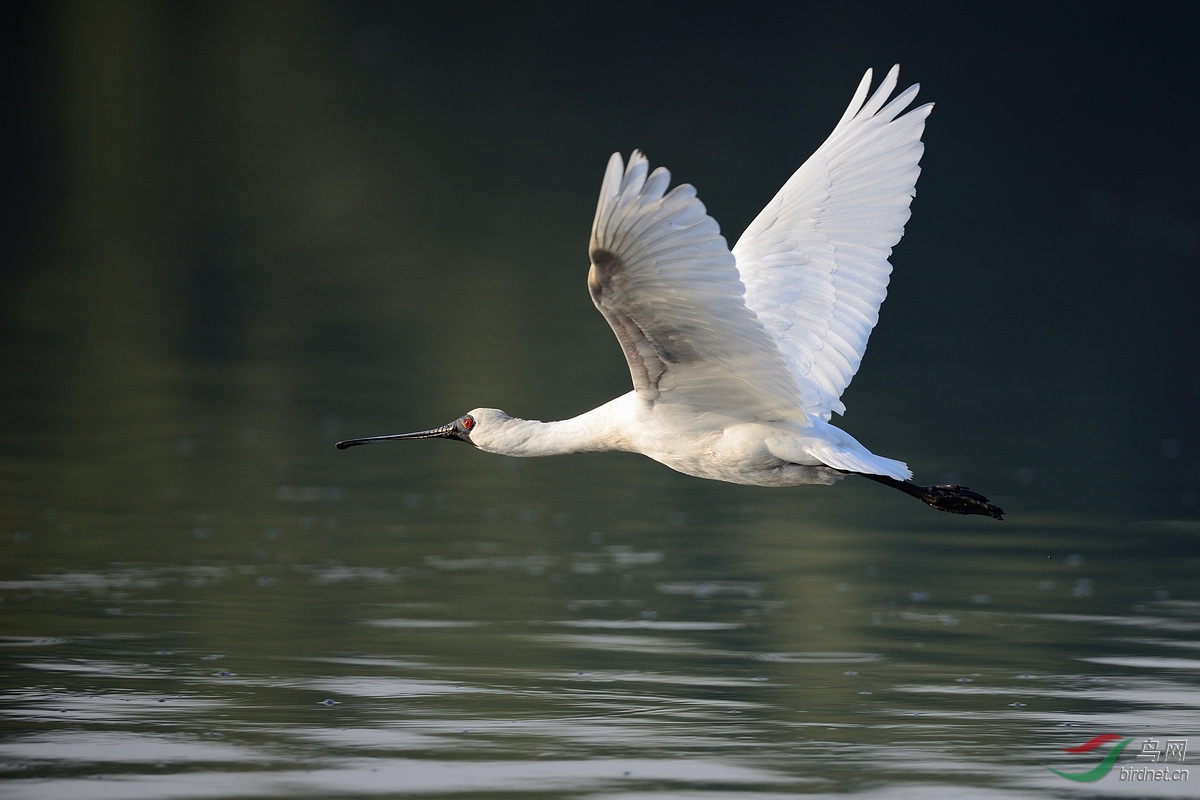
xmin=580 ymin=65 xmax=927 ymax=481
xmin=733 ymin=65 xmax=932 ymax=419
xmin=588 ymin=152 xmax=804 ymax=422
xmin=340 ymin=67 xmax=995 ymax=493
xmin=589 ymin=66 xmax=930 ymax=428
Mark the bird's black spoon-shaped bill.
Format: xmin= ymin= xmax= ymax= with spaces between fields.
xmin=335 ymin=423 xmax=459 ymax=450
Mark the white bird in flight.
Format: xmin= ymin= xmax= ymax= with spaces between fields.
xmin=338 ymin=66 xmax=1003 ymax=519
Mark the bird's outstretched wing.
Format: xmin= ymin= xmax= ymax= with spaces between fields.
xmin=733 ymin=65 xmax=932 ymax=420
xmin=588 ymin=151 xmax=806 ymax=421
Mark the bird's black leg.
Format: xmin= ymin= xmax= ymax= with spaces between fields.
xmin=857 ymin=473 xmax=1005 ymax=520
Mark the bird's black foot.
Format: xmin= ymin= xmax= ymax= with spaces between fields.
xmin=912 ymin=483 xmax=1004 ymax=519
xmin=858 ymin=474 xmax=1005 ymax=519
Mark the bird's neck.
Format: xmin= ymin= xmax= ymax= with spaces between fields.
xmin=488 ymin=399 xmax=631 ymax=457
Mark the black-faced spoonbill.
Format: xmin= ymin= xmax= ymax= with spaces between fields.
xmin=338 ymin=66 xmax=1004 ymax=519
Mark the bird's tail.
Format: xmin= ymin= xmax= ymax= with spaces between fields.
xmin=809 ymin=443 xmax=912 ymax=481
xmin=781 ymin=418 xmax=912 ymax=481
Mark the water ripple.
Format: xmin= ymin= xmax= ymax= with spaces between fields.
xmin=756 ymin=652 xmax=883 ymax=664
xmin=0 ymin=757 xmax=793 ymax=800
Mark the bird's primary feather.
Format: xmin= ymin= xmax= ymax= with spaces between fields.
xmin=588 ymin=153 xmax=805 ymax=423
xmin=589 ymin=66 xmax=930 ymax=430
xmin=733 ymin=65 xmax=932 ymax=419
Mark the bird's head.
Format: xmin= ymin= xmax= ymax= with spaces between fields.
xmin=335 ymin=408 xmax=513 ymax=452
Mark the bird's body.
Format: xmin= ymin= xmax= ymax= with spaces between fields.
xmin=464 ymin=396 xmax=884 ymax=489
xmin=339 ymin=66 xmax=1004 ymax=519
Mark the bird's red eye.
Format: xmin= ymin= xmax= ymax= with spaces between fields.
xmin=462 ymin=416 xmax=474 ymax=430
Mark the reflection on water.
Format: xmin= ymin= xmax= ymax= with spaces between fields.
xmin=3 ymin=539 xmax=1199 ymax=798
xmin=4 ymin=3 xmax=1200 ymax=798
